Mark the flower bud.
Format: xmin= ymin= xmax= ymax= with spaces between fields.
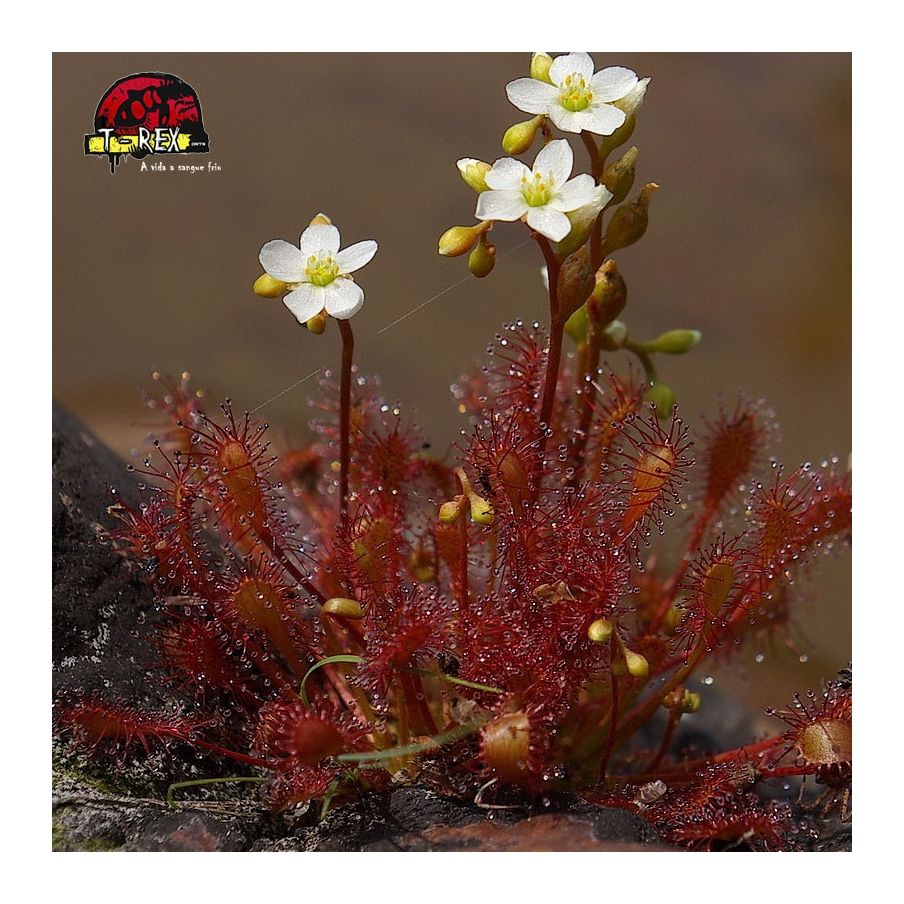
xmin=614 ymin=78 xmax=650 ymax=117
xmin=253 ymin=273 xmax=287 ymax=298
xmin=603 ymin=183 xmax=659 ymax=255
xmin=438 ymin=222 xmax=489 ymax=257
xmin=590 ymin=259 xmax=627 ymax=327
xmin=469 ymin=494 xmax=495 ymax=525
xmin=600 ymin=320 xmax=628 ymax=351
xmin=645 ymin=380 xmax=675 ymax=420
xmin=439 ymin=495 xmax=467 ymax=523
xmin=468 ymin=235 xmax=496 ymax=278
xmin=502 ymin=115 xmax=544 ymax=155
xmin=680 ymin=690 xmax=702 ymax=714
xmin=309 ymin=212 xmax=333 ymax=227
xmin=530 ymin=52 xmax=553 ymax=83
xmin=599 ymin=116 xmax=636 ymax=160
xmin=457 ymin=158 xmax=491 ymax=193
xmin=565 ymin=305 xmax=589 ymax=344
xmin=321 ymin=597 xmax=364 ymax=618
xmin=644 ymin=329 xmax=701 ymax=355
xmin=557 ymin=246 xmax=595 ymax=321
xmin=306 ymin=311 xmax=328 ymax=334
xmin=624 ymin=649 xmax=649 ymax=679
xmin=601 ymin=147 xmax=638 ymax=206
xmin=588 ymin=618 xmax=614 ymax=644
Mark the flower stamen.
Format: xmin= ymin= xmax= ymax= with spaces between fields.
xmin=560 ymin=72 xmax=593 ymax=112
xmin=521 ymin=171 xmax=554 ymax=207
xmin=304 ymin=253 xmax=341 ymax=287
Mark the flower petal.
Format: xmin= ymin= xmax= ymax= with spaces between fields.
xmin=299 ymin=223 xmax=341 ymax=257
xmin=485 ymin=157 xmax=531 ymax=191
xmin=533 ymin=139 xmax=573 ymax=187
xmin=336 ymin=240 xmax=378 ymax=275
xmin=548 ymin=173 xmax=599 ymax=213
xmin=505 ymin=77 xmax=558 ymax=114
xmin=259 ymin=240 xmax=307 ymax=282
xmin=546 ymin=104 xmax=584 ymax=134
xmin=591 ymin=66 xmax=638 ymax=103
xmin=580 ymin=103 xmax=627 ymax=137
xmin=549 ymin=52 xmax=594 ymax=86
xmin=476 ymin=189 xmax=529 ymax=222
xmin=283 ymin=284 xmax=326 ymax=324
xmin=526 ymin=206 xmax=572 ymax=242
xmin=324 ymin=279 xmax=364 ymax=320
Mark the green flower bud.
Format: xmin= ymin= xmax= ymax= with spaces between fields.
xmin=680 ymin=690 xmax=702 ymax=714
xmin=468 ymin=236 xmax=496 ymax=278
xmin=502 ymin=115 xmax=544 ymax=155
xmin=599 ymin=115 xmax=637 ymax=160
xmin=590 ymin=260 xmax=627 ymax=327
xmin=306 ymin=311 xmax=328 ymax=334
xmin=624 ymin=649 xmax=649 ymax=679
xmin=644 ymin=329 xmax=701 ymax=355
xmin=321 ymin=597 xmax=364 ymax=619
xmin=438 ymin=222 xmax=489 ymax=257
xmin=645 ymin=380 xmax=675 ymax=419
xmin=469 ymin=494 xmax=494 ymax=526
xmin=603 ymin=183 xmax=659 ymax=255
xmin=557 ymin=246 xmax=595 ymax=321
xmin=439 ymin=495 xmax=466 ymax=523
xmin=457 ymin=157 xmax=491 ymax=193
xmin=253 ymin=273 xmax=287 ymax=298
xmin=601 ymin=146 xmax=638 ymax=206
xmin=588 ymin=618 xmax=614 ymax=644
xmin=600 ymin=320 xmax=628 ymax=351
xmin=565 ymin=305 xmax=589 ymax=344
xmin=530 ymin=52 xmax=553 ymax=83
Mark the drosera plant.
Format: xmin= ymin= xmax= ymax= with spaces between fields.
xmin=55 ymin=52 xmax=852 ymax=851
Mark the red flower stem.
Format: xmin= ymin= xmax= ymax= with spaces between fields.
xmin=649 ymin=501 xmax=717 ymax=633
xmin=646 ymin=701 xmax=681 ymax=773
xmin=599 ymin=661 xmax=620 ymax=781
xmin=533 ymin=232 xmax=563 ymax=469
xmin=190 ymin=738 xmax=273 ymax=769
xmin=613 ymin=641 xmax=706 ymax=749
xmin=338 ymin=319 xmax=355 ymax=524
xmin=568 ymin=318 xmax=602 ymax=486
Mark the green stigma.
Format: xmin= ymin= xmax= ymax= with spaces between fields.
xmin=305 ymin=254 xmax=341 ymax=287
xmin=560 ymin=73 xmax=592 ymax=113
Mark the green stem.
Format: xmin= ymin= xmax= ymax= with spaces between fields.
xmin=166 ymin=776 xmax=265 ymax=807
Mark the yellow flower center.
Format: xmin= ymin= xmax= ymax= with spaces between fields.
xmin=560 ymin=73 xmax=593 ymax=112
xmin=521 ymin=171 xmax=554 ymax=207
xmin=304 ymin=254 xmax=340 ymax=287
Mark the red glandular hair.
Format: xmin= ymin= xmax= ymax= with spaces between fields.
xmin=56 ymin=699 xmax=209 ymax=761
xmin=766 ymin=679 xmax=852 ymax=789
xmin=611 ymin=412 xmax=694 ymax=545
xmin=253 ymin=699 xmax=370 ymax=809
xmin=696 ymin=396 xmax=776 ymax=513
xmin=673 ymin=534 xmax=756 ymax=654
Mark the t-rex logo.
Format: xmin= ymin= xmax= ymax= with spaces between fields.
xmin=84 ymin=73 xmax=210 ymax=173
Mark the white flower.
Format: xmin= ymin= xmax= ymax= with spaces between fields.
xmin=506 ymin=52 xmax=640 ymax=136
xmin=475 ymin=139 xmax=609 ymax=242
xmin=259 ymin=223 xmax=378 ymax=323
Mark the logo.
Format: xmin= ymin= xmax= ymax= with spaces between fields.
xmin=85 ymin=73 xmax=210 ymax=173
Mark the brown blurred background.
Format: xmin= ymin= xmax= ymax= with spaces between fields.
xmin=53 ymin=53 xmax=851 ymax=707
